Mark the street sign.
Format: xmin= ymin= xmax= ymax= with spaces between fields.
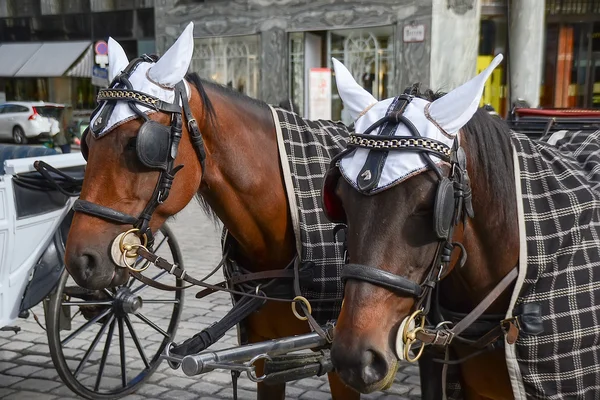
xmin=93 ymin=40 xmax=109 ymax=86
xmin=95 ymin=40 xmax=108 ymax=55
xmin=92 ymin=65 xmax=109 ymax=88
xmin=403 ymin=24 xmax=425 ymax=43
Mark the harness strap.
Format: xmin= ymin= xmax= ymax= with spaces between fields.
xmin=179 ymin=87 xmax=207 ymax=174
xmin=342 ymin=264 xmax=423 ymax=298
xmin=293 ymin=259 xmax=332 ymax=343
xmin=73 ymin=199 xmax=137 ymax=225
xmin=136 ymin=247 xmax=342 ymax=304
xmin=416 ymin=266 xmax=518 ymax=347
xmin=170 ymin=295 xmax=265 ymax=356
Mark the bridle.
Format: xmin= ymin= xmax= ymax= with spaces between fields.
xmin=323 ymin=94 xmax=474 ymax=305
xmin=74 ymin=55 xmax=207 ymax=246
xmin=322 ymin=94 xmax=519 ymax=361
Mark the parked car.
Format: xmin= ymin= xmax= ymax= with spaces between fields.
xmin=0 ymin=102 xmax=65 ymax=144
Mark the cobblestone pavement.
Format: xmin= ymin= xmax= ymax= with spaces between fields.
xmin=0 ymin=201 xmax=421 ymax=400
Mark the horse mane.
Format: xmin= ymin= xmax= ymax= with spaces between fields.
xmin=407 ymin=84 xmax=516 ymax=223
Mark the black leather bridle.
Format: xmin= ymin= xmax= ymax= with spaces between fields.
xmin=74 ymin=55 xmax=207 ymax=245
xmin=325 ymin=94 xmax=474 ymax=313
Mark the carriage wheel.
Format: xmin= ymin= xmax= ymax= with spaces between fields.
xmin=46 ymin=223 xmax=185 ymax=400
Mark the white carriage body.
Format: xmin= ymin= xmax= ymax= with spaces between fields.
xmin=0 ymin=153 xmax=85 ymax=328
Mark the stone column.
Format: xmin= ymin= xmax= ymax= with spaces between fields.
xmin=429 ymin=0 xmax=481 ymax=92
xmin=260 ymin=24 xmax=288 ymax=104
xmin=509 ymin=0 xmax=545 ymax=107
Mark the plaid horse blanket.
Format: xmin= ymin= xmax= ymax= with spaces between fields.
xmin=505 ymin=129 xmax=600 ymax=399
xmin=269 ymin=106 xmax=350 ymax=323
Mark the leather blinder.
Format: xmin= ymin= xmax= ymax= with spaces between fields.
xmin=433 ymin=177 xmax=456 ymax=239
xmin=136 ymin=120 xmax=171 ymax=170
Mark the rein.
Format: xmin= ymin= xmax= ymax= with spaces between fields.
xmin=74 ymin=55 xmax=207 ymax=245
xmin=331 ymin=94 xmax=518 ymax=363
xmin=75 ymin=58 xmax=338 ymax=347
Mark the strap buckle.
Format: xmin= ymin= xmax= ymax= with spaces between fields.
xmin=188 ymin=118 xmax=198 ymax=131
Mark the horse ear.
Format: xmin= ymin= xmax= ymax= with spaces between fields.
xmin=148 ymin=22 xmax=195 ymax=88
xmin=332 ymin=57 xmax=377 ymax=121
xmin=428 ymin=54 xmax=504 ymax=135
xmin=108 ymin=37 xmax=129 ymax=83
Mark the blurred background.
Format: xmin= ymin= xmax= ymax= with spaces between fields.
xmin=0 ymin=0 xmax=597 ymax=130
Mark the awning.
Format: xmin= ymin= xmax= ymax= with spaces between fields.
xmin=66 ymin=44 xmax=93 ymax=78
xmin=0 ymin=41 xmax=92 ymax=78
xmin=0 ymin=43 xmax=43 ymax=77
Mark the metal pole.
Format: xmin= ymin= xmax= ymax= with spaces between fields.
xmin=181 ymin=331 xmax=329 ymax=376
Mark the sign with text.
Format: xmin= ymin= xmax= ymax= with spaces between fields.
xmin=403 ymin=24 xmax=426 ymax=43
xmin=309 ymin=68 xmax=331 ymax=120
xmin=92 ymin=65 xmax=109 ymax=88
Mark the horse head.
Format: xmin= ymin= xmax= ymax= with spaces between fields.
xmin=324 ymin=55 xmax=514 ymax=393
xmin=66 ymin=23 xmax=204 ymax=289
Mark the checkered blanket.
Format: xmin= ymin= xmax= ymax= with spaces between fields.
xmin=506 ymin=129 xmax=600 ymax=399
xmin=270 ymin=106 xmax=350 ymax=323
xmin=444 ymin=129 xmax=600 ymax=400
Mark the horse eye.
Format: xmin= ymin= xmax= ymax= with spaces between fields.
xmin=125 ymin=137 xmax=137 ymax=151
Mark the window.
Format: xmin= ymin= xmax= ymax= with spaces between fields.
xmin=328 ymin=26 xmax=394 ymax=124
xmin=191 ymin=35 xmax=260 ymax=99
xmin=92 ymin=10 xmax=134 ymax=39
xmin=135 ymin=8 xmax=154 ymax=38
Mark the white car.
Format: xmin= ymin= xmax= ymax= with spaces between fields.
xmin=0 ymin=102 xmax=63 ymax=144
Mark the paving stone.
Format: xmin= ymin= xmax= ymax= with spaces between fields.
xmin=0 ymin=375 xmax=24 ymax=387
xmin=32 ymin=368 xmax=59 ymax=381
xmin=0 ymin=362 xmax=17 ymax=373
xmin=133 ymin=383 xmax=169 ymax=397
xmin=189 ymin=381 xmax=223 ymax=395
xmin=0 ymin=351 xmax=19 ymax=361
xmin=10 ymin=378 xmax=62 ymax=392
xmin=293 ymin=377 xmax=328 ymax=389
xmin=16 ymin=355 xmax=52 ymax=365
xmin=3 ymin=365 xmax=44 ymax=378
xmin=157 ymin=376 xmax=194 ymax=389
xmin=299 ymin=390 xmax=332 ymax=400
xmin=217 ymin=388 xmax=255 ymax=400
xmin=0 ymin=343 xmax=33 ymax=353
xmin=383 ymin=382 xmax=412 ymax=395
xmin=403 ymin=374 xmax=420 ymax=385
xmin=160 ymin=389 xmax=200 ymax=400
xmin=2 ymin=391 xmax=57 ymax=400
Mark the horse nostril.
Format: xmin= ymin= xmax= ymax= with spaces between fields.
xmin=66 ymin=250 xmax=111 ymax=290
xmin=361 ymin=349 xmax=389 ymax=386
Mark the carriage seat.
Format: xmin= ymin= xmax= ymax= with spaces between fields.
xmin=0 ymin=144 xmax=57 ymax=175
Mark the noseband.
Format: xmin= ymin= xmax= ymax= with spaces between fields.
xmin=74 ymin=55 xmax=207 ymax=245
xmin=324 ymin=94 xmax=474 ymax=308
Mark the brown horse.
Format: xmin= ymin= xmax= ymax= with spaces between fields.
xmin=323 ymin=56 xmax=518 ymax=399
xmin=64 ymin=24 xmax=357 ymax=400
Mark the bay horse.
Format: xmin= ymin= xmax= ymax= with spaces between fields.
xmin=323 ymin=56 xmax=520 ymax=399
xmin=64 ymin=23 xmax=357 ymax=400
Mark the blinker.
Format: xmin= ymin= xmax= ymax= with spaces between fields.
xmin=322 ymin=166 xmax=345 ymax=223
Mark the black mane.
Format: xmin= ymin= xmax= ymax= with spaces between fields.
xmin=407 ymin=84 xmax=516 ymax=223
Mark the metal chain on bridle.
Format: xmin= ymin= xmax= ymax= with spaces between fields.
xmin=331 ymin=94 xmax=518 ymax=362
xmin=73 ymin=56 xmax=339 ymax=358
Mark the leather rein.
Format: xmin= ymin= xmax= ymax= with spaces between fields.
xmin=335 ymin=94 xmax=519 ymax=362
xmin=74 ymin=56 xmax=338 ymax=342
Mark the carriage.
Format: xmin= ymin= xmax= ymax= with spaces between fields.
xmin=6 ymin=19 xmax=600 ymax=400
xmin=0 ymin=146 xmax=185 ymax=399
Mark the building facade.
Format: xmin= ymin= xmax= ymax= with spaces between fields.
xmin=0 ymin=0 xmax=156 ymax=109
xmin=155 ymin=0 xmax=482 ymax=124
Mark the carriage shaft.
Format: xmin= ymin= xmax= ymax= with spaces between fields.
xmin=181 ymin=331 xmax=330 ymax=376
